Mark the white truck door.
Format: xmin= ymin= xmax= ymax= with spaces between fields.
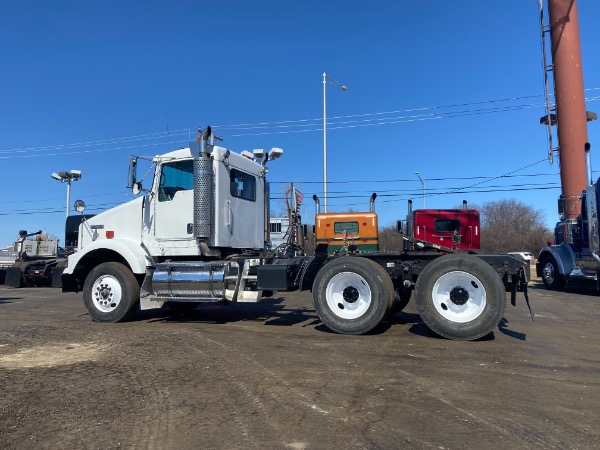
xmin=213 ymin=163 xmax=263 ymax=249
xmin=152 ymin=159 xmax=196 ymax=250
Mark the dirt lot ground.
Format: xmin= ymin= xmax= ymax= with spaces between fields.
xmin=1 ymin=281 xmax=599 ymax=449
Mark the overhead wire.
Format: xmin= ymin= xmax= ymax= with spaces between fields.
xmin=0 ymin=87 xmax=592 ymax=214
xmin=4 ymin=182 xmax=569 ymax=216
xmin=1 ymin=88 xmax=599 ymax=157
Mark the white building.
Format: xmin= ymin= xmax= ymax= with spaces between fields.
xmin=269 ymin=217 xmax=290 ymax=249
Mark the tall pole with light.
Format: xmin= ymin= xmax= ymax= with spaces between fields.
xmin=51 ymin=170 xmax=82 ymax=217
xmin=415 ymin=171 xmax=426 ymax=208
xmin=323 ymin=72 xmax=348 ymax=213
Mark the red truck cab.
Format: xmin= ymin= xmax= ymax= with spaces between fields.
xmin=408 ymin=208 xmax=480 ymax=250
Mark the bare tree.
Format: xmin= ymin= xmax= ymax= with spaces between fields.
xmin=379 ymin=225 xmax=404 ymax=252
xmin=474 ymin=199 xmax=553 ymax=255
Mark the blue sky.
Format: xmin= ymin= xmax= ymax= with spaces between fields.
xmin=1 ymin=1 xmax=600 ymax=247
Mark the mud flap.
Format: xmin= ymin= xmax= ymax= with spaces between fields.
xmin=510 ymin=271 xmax=535 ymax=321
xmin=5 ymin=266 xmax=24 ymax=288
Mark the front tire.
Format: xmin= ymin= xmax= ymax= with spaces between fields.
xmin=83 ymin=262 xmax=140 ymax=323
xmin=415 ymin=255 xmax=506 ymax=340
xmin=540 ymin=255 xmax=565 ymax=290
xmin=312 ymin=257 xmax=394 ymax=335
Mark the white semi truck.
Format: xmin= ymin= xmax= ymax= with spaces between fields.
xmin=62 ymin=127 xmax=530 ymax=340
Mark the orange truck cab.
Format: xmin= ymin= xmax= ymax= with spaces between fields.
xmin=312 ymin=193 xmax=379 ymax=254
xmin=315 ymin=212 xmax=379 ymax=254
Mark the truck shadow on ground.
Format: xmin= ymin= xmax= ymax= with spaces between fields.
xmin=0 ymin=297 xmax=21 ymax=305
xmin=134 ymin=302 xmax=523 ymax=341
xmin=529 ymin=280 xmax=600 ymax=295
xmin=389 ymin=312 xmax=526 ymax=341
xmin=141 ymin=297 xmax=319 ymax=329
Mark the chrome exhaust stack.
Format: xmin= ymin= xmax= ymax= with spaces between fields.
xmin=369 ymin=193 xmax=377 ymax=212
xmin=313 ymin=194 xmax=320 ymax=215
xmin=192 ymin=127 xmax=219 ymax=257
xmin=585 ymin=142 xmax=593 ymax=186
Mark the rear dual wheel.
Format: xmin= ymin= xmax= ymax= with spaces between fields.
xmin=312 ymin=257 xmax=394 ymax=335
xmin=415 ymin=255 xmax=506 ymax=340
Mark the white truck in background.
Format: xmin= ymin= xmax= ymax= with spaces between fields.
xmin=3 ymin=230 xmax=63 ymax=287
xmin=0 ymin=248 xmax=19 ymax=284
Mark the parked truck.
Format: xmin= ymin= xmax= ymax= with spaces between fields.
xmin=536 ymin=1 xmax=597 ymax=290
xmin=537 ymin=143 xmax=600 ymax=289
xmin=61 ymin=127 xmax=529 ymax=340
xmin=0 ymin=248 xmax=19 ymax=284
xmin=312 ymin=193 xmax=379 ymax=254
xmin=4 ymin=230 xmax=63 ymax=287
xmin=404 ymin=200 xmax=480 ymax=251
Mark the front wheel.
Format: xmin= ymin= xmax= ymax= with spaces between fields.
xmin=415 ymin=255 xmax=506 ymax=340
xmin=312 ymin=257 xmax=394 ymax=335
xmin=83 ymin=262 xmax=140 ymax=323
xmin=540 ymin=255 xmax=565 ymax=290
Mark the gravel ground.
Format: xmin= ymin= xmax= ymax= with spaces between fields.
xmin=0 ymin=282 xmax=599 ymax=449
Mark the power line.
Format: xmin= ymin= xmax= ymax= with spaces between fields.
xmin=0 ymin=191 xmax=126 ymax=205
xmin=270 ymin=172 xmax=559 ymax=185
xmin=0 ymin=172 xmax=562 ymax=209
xmin=2 ymin=88 xmax=599 ymax=156
xmin=0 ymin=182 xmax=563 ymax=217
xmin=271 ymin=184 xmax=561 ymax=201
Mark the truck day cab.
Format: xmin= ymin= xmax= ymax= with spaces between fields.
xmin=62 ymin=127 xmax=530 ymax=340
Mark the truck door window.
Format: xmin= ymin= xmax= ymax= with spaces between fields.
xmin=158 ymin=160 xmax=194 ymax=202
xmin=230 ymin=169 xmax=256 ymax=201
xmin=334 ymin=221 xmax=359 ymax=235
xmin=434 ymin=219 xmax=460 ymax=232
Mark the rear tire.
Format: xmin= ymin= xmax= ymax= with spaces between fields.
xmin=415 ymin=255 xmax=506 ymax=340
xmin=312 ymin=257 xmax=394 ymax=335
xmin=540 ymin=255 xmax=565 ymax=290
xmin=83 ymin=262 xmax=140 ymax=323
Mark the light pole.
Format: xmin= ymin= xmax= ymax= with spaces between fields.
xmin=51 ymin=170 xmax=82 ymax=217
xmin=323 ymin=72 xmax=348 ymax=213
xmin=415 ymin=171 xmax=426 ymax=208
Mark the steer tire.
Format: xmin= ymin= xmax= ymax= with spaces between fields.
xmin=415 ymin=255 xmax=506 ymax=341
xmin=312 ymin=257 xmax=394 ymax=335
xmin=83 ymin=262 xmax=140 ymax=323
xmin=540 ymin=255 xmax=565 ymax=291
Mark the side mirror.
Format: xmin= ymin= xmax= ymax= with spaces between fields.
xmin=557 ymin=195 xmax=565 ymax=215
xmin=127 ymin=156 xmax=138 ymax=189
xmin=132 ymin=182 xmax=142 ymax=196
xmin=396 ymin=220 xmax=404 ymax=233
xmin=74 ymin=199 xmax=86 ymax=213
